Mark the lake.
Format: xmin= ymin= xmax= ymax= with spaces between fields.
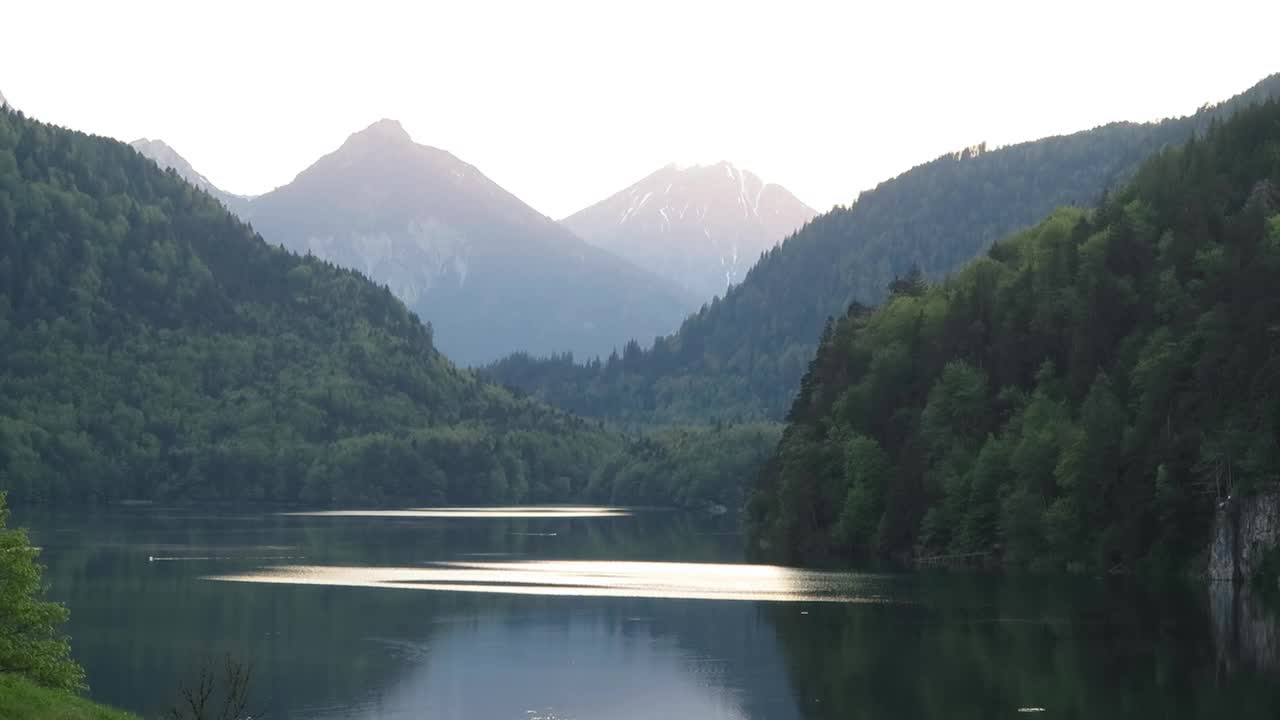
xmin=14 ymin=505 xmax=1280 ymax=719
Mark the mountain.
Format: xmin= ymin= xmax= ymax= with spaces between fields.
xmin=0 ymin=90 xmax=7 ymax=108
xmin=241 ymin=120 xmax=697 ymax=366
xmin=749 ymin=98 xmax=1280 ymax=575
xmin=562 ymin=162 xmax=816 ymax=298
xmin=130 ymin=138 xmax=251 ymax=213
xmin=486 ymin=72 xmax=1280 ymax=426
xmin=0 ymin=105 xmax=747 ymax=508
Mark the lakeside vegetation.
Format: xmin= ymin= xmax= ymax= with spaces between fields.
xmin=0 ymin=675 xmax=137 ymax=720
xmin=1 ymin=491 xmax=136 ymax=719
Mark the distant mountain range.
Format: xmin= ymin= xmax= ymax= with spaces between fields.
xmin=132 ymin=121 xmax=698 ymax=365
xmin=562 ymin=162 xmax=815 ymax=299
xmin=0 ymin=102 xmax=733 ymax=509
xmin=487 ymin=71 xmax=1280 ymax=425
xmin=129 ymin=138 xmax=251 ymax=213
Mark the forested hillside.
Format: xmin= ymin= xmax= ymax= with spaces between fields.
xmin=748 ymin=99 xmax=1280 ymax=574
xmin=0 ymin=108 xmax=748 ymax=509
xmin=488 ymin=74 xmax=1280 ymax=426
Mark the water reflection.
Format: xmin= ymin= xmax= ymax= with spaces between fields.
xmin=765 ymin=575 xmax=1280 ymax=720
xmin=209 ymin=560 xmax=889 ymax=603
xmin=13 ymin=505 xmax=1280 ymax=720
xmin=285 ymin=506 xmax=632 ymax=518
xmin=16 ymin=505 xmax=798 ymax=720
xmin=1210 ymin=580 xmax=1280 ymax=674
xmin=313 ymin=612 xmax=759 ymax=720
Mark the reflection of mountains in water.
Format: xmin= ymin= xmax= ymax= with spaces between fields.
xmin=27 ymin=506 xmax=813 ymax=720
xmin=1211 ymin=581 xmax=1280 ymax=674
xmin=310 ymin=598 xmax=805 ymax=720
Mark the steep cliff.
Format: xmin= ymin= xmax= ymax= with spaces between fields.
xmin=1209 ymin=492 xmax=1280 ymax=583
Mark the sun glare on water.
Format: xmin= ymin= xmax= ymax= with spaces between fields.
xmin=282 ymin=506 xmax=633 ymax=519
xmin=207 ymin=560 xmax=884 ymax=603
xmin=207 ymin=506 xmax=886 ymax=602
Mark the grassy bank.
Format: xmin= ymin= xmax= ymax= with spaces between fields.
xmin=0 ymin=675 xmax=137 ymax=720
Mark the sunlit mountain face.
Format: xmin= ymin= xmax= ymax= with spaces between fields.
xmin=563 ymin=162 xmax=816 ymax=299
xmin=239 ymin=120 xmax=697 ymax=365
xmin=131 ymin=121 xmax=698 ymax=366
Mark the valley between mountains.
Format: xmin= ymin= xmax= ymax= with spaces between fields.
xmin=2 ymin=70 xmax=1277 ymax=575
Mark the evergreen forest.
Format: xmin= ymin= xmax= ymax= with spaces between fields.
xmin=748 ymin=100 xmax=1280 ymax=574
xmin=487 ymin=74 xmax=1280 ymax=427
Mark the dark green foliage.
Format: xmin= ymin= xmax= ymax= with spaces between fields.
xmin=0 ymin=492 xmax=84 ymax=691
xmin=587 ymin=424 xmax=782 ymax=512
xmin=0 ymin=108 xmax=741 ymax=509
xmin=750 ymin=99 xmax=1280 ymax=574
xmin=487 ymin=74 xmax=1280 ymax=426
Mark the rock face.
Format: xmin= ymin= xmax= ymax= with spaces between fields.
xmin=1209 ymin=491 xmax=1280 ymax=582
xmin=130 ymin=138 xmax=251 ymax=214
xmin=243 ymin=120 xmax=697 ymax=365
xmin=562 ymin=162 xmax=816 ymax=300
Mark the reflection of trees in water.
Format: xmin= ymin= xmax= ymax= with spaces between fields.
xmin=35 ymin=504 xmax=1280 ymax=720
xmin=16 ymin=506 xmax=758 ymax=719
xmin=764 ymin=575 xmax=1280 ymax=720
xmin=1210 ymin=581 xmax=1279 ymax=676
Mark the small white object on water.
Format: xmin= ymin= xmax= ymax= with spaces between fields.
xmin=1017 ymin=709 xmax=1046 ymax=713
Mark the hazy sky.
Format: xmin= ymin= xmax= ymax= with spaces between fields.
xmin=3 ymin=0 xmax=1277 ymax=217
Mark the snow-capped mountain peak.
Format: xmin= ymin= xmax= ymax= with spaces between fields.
xmin=563 ymin=162 xmax=816 ymax=299
xmin=238 ymin=123 xmax=697 ymax=365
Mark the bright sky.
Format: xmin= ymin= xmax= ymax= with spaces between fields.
xmin=3 ymin=0 xmax=1277 ymax=218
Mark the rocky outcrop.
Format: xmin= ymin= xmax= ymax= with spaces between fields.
xmin=1208 ymin=491 xmax=1280 ymax=582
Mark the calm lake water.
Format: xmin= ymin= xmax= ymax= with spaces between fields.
xmin=13 ymin=505 xmax=1280 ymax=719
